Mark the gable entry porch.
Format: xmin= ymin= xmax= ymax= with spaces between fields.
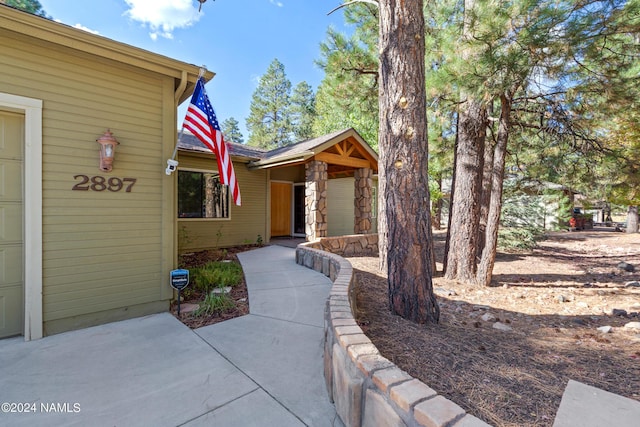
xmin=250 ymin=129 xmax=378 ymax=242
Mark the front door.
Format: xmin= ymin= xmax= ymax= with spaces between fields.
xmin=270 ymin=182 xmax=292 ymax=237
xmin=0 ymin=111 xmax=24 ymax=338
xmin=293 ymin=184 xmax=305 ymax=236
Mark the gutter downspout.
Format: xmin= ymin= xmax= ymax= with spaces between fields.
xmin=174 ymin=70 xmax=188 ymax=104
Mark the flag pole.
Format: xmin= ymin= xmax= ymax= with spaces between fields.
xmin=166 ymin=66 xmax=208 ymax=175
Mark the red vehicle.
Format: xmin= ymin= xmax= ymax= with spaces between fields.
xmin=569 ymin=208 xmax=592 ymax=231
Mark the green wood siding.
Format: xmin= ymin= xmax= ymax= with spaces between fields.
xmin=177 ymin=153 xmax=268 ymax=251
xmin=0 ymin=29 xmax=175 ymax=328
xmin=270 ymin=165 xmax=304 ymax=182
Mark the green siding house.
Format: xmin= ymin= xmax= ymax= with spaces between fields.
xmin=0 ymin=5 xmax=378 ymax=340
xmin=0 ymin=5 xmax=209 ymax=339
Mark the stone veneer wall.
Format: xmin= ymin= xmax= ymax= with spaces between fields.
xmin=354 ymin=168 xmax=373 ymax=234
xmin=296 ymin=234 xmax=491 ymax=427
xmin=305 ymin=160 xmax=328 ymax=241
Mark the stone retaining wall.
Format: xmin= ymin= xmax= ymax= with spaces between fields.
xmin=296 ymin=235 xmax=491 ymax=427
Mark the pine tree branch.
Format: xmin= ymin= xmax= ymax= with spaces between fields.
xmin=512 ymin=91 xmax=568 ymax=103
xmin=328 ymin=0 xmax=379 ymax=16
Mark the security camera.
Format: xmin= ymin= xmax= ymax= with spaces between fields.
xmin=165 ymin=159 xmax=179 ymax=175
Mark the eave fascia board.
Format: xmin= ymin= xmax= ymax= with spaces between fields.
xmin=247 ymin=151 xmax=314 ymax=170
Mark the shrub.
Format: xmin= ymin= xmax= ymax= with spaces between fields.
xmin=190 ymin=261 xmax=243 ymax=293
xmin=194 ymin=291 xmax=235 ymax=317
xmin=498 ymin=226 xmax=543 ymax=252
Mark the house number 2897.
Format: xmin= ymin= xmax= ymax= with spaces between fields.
xmin=72 ymin=175 xmax=137 ymax=192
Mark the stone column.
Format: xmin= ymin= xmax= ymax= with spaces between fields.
xmin=305 ymin=160 xmax=328 ymax=241
xmin=354 ymin=167 xmax=373 ymax=234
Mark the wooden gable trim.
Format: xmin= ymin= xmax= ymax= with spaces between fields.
xmin=314 ymin=151 xmax=371 ymax=169
xmin=311 ymin=135 xmax=377 ymax=172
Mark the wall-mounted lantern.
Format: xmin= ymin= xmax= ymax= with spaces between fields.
xmin=96 ymin=129 xmax=120 ymax=172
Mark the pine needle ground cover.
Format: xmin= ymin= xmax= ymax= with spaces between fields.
xmin=351 ymin=230 xmax=640 ymax=427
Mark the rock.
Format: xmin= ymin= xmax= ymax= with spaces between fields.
xmin=612 ymin=309 xmax=628 ymax=317
xmin=435 ymin=287 xmax=457 ymax=296
xmin=576 ymin=302 xmax=589 ymax=309
xmin=583 ymin=283 xmax=593 ymax=288
xmin=597 ymin=326 xmax=612 ymax=334
xmin=625 ymin=281 xmax=640 ymax=288
xmin=603 ymin=307 xmax=612 ymax=316
xmin=212 ymin=286 xmax=232 ymax=294
xmin=179 ymin=303 xmax=199 ymax=314
xmin=473 ymin=304 xmax=491 ymax=311
xmin=617 ymin=262 xmax=635 ymax=272
xmin=492 ymin=322 xmax=513 ymax=331
xmin=557 ymin=295 xmax=568 ymax=303
xmin=481 ymin=313 xmax=496 ymax=322
xmin=624 ymin=322 xmax=640 ymax=330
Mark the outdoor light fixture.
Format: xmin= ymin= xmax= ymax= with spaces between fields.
xmin=96 ymin=129 xmax=120 ymax=172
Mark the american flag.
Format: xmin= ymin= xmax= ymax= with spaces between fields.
xmin=183 ymin=78 xmax=241 ymax=206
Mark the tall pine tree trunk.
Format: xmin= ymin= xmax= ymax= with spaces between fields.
xmin=443 ymin=0 xmax=488 ymax=284
xmin=444 ymin=99 xmax=487 ymax=283
xmin=477 ymin=93 xmax=511 ymax=286
xmin=478 ymin=115 xmax=495 ymax=257
xmin=378 ymin=0 xmax=439 ymax=323
xmin=443 ymin=117 xmax=459 ymax=272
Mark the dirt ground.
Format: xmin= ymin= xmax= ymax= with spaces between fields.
xmin=349 ymin=229 xmax=640 ymax=427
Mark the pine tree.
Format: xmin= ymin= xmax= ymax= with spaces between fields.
xmin=313 ymin=7 xmax=379 ymax=149
xmin=246 ymin=59 xmax=293 ymax=149
xmin=4 ymin=0 xmax=49 ymax=17
xmin=221 ymin=117 xmax=243 ymax=144
xmin=290 ymin=81 xmax=316 ymax=140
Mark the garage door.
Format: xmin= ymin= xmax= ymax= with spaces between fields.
xmin=0 ymin=111 xmax=24 ymax=338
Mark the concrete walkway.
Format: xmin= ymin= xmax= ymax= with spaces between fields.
xmin=0 ymin=245 xmax=342 ymax=427
xmin=553 ymin=380 xmax=640 ymax=427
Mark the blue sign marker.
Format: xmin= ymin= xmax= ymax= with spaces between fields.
xmin=170 ymin=269 xmax=190 ymax=316
xmin=170 ymin=269 xmax=190 ymax=291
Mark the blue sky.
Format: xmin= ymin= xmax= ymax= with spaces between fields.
xmin=38 ymin=0 xmax=351 ymax=139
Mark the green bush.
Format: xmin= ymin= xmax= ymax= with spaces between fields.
xmin=190 ymin=261 xmax=243 ymax=293
xmin=497 ymin=226 xmax=543 ymax=251
xmin=194 ymin=291 xmax=235 ymax=317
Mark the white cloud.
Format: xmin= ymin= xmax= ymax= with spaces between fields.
xmin=269 ymin=0 xmax=284 ymax=7
xmin=73 ymin=24 xmax=100 ymax=35
xmin=124 ymin=0 xmax=201 ymax=40
xmin=54 ymin=19 xmax=100 ymax=35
